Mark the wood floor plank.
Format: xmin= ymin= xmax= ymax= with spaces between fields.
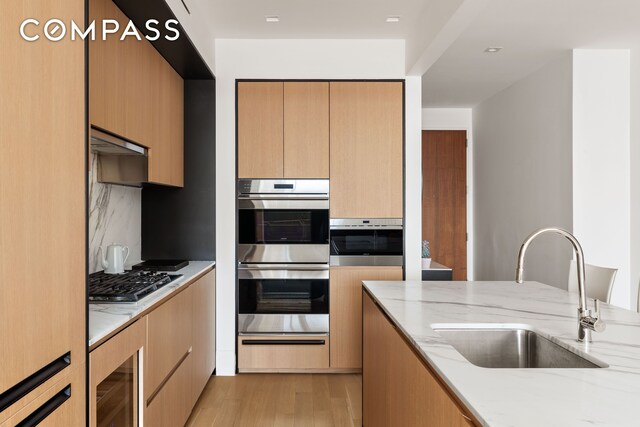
xmin=330 ymin=398 xmax=355 ymax=427
xmin=188 ymin=374 xmax=362 ymax=427
xmin=294 ymin=392 xmax=315 ymax=427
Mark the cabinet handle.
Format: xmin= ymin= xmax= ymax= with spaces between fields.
xmin=0 ymin=352 xmax=70 ymax=412
xmin=16 ymin=385 xmax=71 ymax=427
xmin=242 ymin=339 xmax=326 ymax=345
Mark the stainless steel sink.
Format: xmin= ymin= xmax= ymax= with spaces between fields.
xmin=432 ymin=325 xmax=607 ymax=369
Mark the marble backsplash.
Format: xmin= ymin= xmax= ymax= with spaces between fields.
xmin=89 ymin=153 xmax=142 ymax=273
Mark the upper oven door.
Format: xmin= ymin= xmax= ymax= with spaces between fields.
xmin=238 ymin=199 xmax=330 ymax=263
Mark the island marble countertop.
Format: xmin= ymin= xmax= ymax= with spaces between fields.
xmin=363 ymin=280 xmax=640 ymax=427
xmin=89 ymin=261 xmax=215 ymax=348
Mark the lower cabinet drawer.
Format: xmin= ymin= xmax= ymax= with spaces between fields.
xmin=145 ymin=354 xmax=193 ymax=427
xmin=238 ymin=335 xmax=329 ymax=371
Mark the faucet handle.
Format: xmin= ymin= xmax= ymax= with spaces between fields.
xmin=593 ymin=299 xmax=600 ymax=316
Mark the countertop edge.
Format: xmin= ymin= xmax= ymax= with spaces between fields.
xmin=362 ymin=284 xmax=487 ymax=426
xmin=89 ymin=261 xmax=215 ymax=351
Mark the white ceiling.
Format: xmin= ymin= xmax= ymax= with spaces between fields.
xmin=195 ymin=0 xmax=431 ymax=39
xmin=422 ymin=0 xmax=640 ymax=107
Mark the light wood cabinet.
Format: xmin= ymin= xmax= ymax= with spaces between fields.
xmin=145 ymin=353 xmax=193 ymax=427
xmin=4 ymin=366 xmax=86 ymax=427
xmin=363 ymin=293 xmax=475 ymax=426
xmin=237 ymin=82 xmax=284 ymax=178
xmin=237 ymin=81 xmax=330 ymax=179
xmin=329 ymin=266 xmax=403 ymax=369
xmin=89 ymin=0 xmax=184 ymax=187
xmin=238 ymin=335 xmax=329 ymax=372
xmin=1 ymin=0 xmax=85 ymax=421
xmin=145 ymin=287 xmax=193 ymax=400
xmin=89 ymin=319 xmax=145 ymax=427
xmin=191 ymin=270 xmax=216 ymax=403
xmin=329 ymin=81 xmax=404 ymax=218
xmin=283 ymin=82 xmax=330 ymax=178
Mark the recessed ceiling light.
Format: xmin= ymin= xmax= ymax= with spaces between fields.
xmin=386 ymin=16 xmax=401 ymax=23
xmin=484 ymin=47 xmax=503 ymax=53
xmin=265 ymin=15 xmax=280 ymax=23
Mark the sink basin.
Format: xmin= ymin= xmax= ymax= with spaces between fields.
xmin=432 ymin=325 xmax=607 ymax=369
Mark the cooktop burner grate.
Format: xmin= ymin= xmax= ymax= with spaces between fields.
xmin=89 ymin=270 xmax=182 ymax=303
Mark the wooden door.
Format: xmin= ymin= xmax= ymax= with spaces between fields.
xmin=191 ymin=270 xmax=216 ymax=403
xmin=330 ymin=266 xmax=403 ymax=369
xmin=283 ymin=82 xmax=329 ymax=178
xmin=422 ymin=130 xmax=467 ymax=280
xmin=1 ymin=0 xmax=85 ymax=418
xmin=330 ymin=82 xmax=403 ymax=218
xmin=237 ymin=82 xmax=284 ymax=178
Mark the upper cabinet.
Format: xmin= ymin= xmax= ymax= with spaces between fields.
xmin=89 ymin=0 xmax=184 ymax=187
xmin=237 ymin=81 xmax=330 ymax=178
xmin=237 ymin=82 xmax=284 ymax=178
xmin=329 ymin=82 xmax=403 ymax=218
xmin=284 ymin=82 xmax=330 ymax=178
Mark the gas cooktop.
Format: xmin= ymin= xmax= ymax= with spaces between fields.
xmin=89 ymin=270 xmax=182 ymax=303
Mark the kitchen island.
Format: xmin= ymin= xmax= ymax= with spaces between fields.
xmin=363 ymin=280 xmax=640 ymax=426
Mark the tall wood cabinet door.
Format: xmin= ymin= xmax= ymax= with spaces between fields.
xmin=330 ymin=82 xmax=404 ymax=218
xmin=329 ymin=266 xmax=403 ymax=369
xmin=148 ymin=60 xmax=184 ymax=187
xmin=0 ymin=0 xmax=85 ymax=417
xmin=145 ymin=288 xmax=193 ymax=400
xmin=284 ymin=82 xmax=329 ymax=178
xmin=237 ymin=82 xmax=284 ymax=178
xmin=191 ymin=270 xmax=216 ymax=403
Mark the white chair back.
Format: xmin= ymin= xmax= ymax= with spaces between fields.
xmin=568 ymin=260 xmax=617 ymax=304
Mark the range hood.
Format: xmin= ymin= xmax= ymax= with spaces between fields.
xmin=90 ymin=127 xmax=148 ymax=187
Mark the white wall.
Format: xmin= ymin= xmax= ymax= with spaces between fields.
xmin=572 ymin=49 xmax=631 ymax=308
xmin=631 ymin=48 xmax=640 ymax=311
xmin=214 ymin=39 xmax=417 ymax=375
xmin=165 ymin=0 xmax=216 ymax=72
xmin=472 ymin=53 xmax=574 ymax=289
xmin=422 ymin=108 xmax=474 ymax=279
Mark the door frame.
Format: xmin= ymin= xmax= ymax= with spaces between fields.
xmin=421 ymin=120 xmax=473 ymax=280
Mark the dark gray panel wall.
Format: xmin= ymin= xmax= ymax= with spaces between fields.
xmin=142 ymin=79 xmax=215 ymax=260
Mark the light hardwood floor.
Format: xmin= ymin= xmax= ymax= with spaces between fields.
xmin=186 ymin=374 xmax=362 ymax=427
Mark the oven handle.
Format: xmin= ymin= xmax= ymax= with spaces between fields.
xmin=238 ymin=264 xmax=329 ymax=280
xmin=241 ymin=339 xmax=326 ymax=346
xmin=238 ymin=194 xmax=328 ymax=199
xmin=238 ymin=198 xmax=329 ymax=210
xmin=238 ymin=264 xmax=329 ymax=271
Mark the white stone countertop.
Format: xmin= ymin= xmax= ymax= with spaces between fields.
xmin=363 ymin=280 xmax=640 ymax=427
xmin=89 ymin=261 xmax=215 ymax=348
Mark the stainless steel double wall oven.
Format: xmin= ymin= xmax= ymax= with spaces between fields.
xmin=237 ymin=179 xmax=330 ymax=334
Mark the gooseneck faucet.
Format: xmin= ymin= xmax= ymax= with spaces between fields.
xmin=515 ymin=227 xmax=605 ymax=342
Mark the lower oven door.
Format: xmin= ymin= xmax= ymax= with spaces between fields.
xmin=238 ymin=264 xmax=329 ymax=334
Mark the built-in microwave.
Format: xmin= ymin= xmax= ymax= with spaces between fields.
xmin=237 ymin=179 xmax=329 ymax=264
xmin=330 ymin=218 xmax=404 ymax=266
xmin=238 ymin=264 xmax=329 ymax=334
